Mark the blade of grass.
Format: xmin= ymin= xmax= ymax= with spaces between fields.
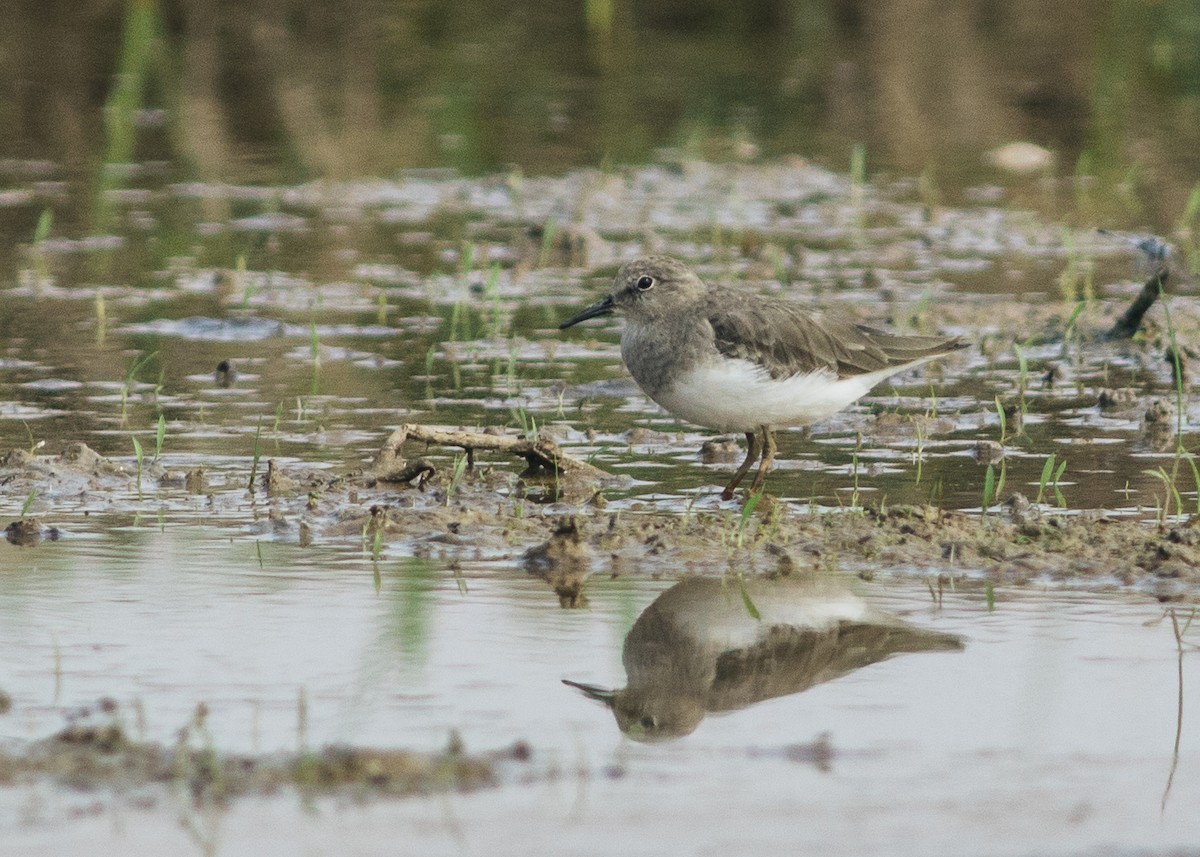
xmin=736 ymin=490 xmax=764 ymax=548
xmin=132 ymin=435 xmax=144 ymax=494
xmin=737 ymin=575 xmax=761 ymax=620
xmin=1036 ymin=453 xmax=1056 ymax=505
xmin=248 ymin=416 xmax=264 ymax=490
xmin=154 ymin=413 xmax=166 ymax=462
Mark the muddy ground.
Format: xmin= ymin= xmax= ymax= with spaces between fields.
xmin=3 ymin=158 xmax=1200 ymax=817
xmin=5 ymin=409 xmax=1200 ymax=602
xmin=3 ymin=420 xmax=1198 ymax=802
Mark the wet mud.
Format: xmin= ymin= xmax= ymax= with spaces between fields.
xmin=5 ymin=422 xmax=1200 ymax=604
xmin=3 ymin=158 xmax=1200 ymax=830
xmin=0 ymin=699 xmax=526 ymax=803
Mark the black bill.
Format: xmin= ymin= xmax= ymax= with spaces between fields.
xmin=561 ymin=678 xmax=616 ymax=705
xmin=558 ymin=295 xmax=615 ymax=329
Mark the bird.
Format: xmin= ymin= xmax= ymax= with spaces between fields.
xmin=559 ymin=256 xmax=967 ymax=500
xmin=563 ymin=575 xmax=963 ymax=741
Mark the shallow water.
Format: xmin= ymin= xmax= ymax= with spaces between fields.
xmin=4 ymin=10 xmax=1200 ymax=848
xmin=2 ymin=530 xmax=1197 ymax=856
xmin=2 ymin=154 xmax=1200 ymax=856
xmin=1 ymin=160 xmax=1197 ymax=518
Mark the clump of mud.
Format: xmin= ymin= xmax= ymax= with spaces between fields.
xmin=0 ymin=699 xmax=529 ymax=805
xmin=4 ymin=517 xmax=60 ymax=546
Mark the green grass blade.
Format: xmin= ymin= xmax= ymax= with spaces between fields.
xmin=33 ymin=209 xmax=53 ymax=244
xmin=154 ymin=413 xmax=166 ymax=461
xmin=20 ymin=490 xmax=36 ymax=519
xmin=1037 ymin=453 xmax=1056 ymax=504
xmin=737 ymin=575 xmax=761 ymax=620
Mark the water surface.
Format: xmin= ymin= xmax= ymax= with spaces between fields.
xmin=2 ymin=529 xmax=1196 ymax=856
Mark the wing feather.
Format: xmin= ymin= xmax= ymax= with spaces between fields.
xmin=707 ymin=290 xmax=965 ymax=380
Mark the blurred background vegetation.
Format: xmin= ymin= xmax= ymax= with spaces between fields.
xmin=0 ymin=0 xmax=1198 ymax=507
xmin=0 ymin=0 xmax=1198 ymax=228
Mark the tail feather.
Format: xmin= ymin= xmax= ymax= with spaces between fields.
xmin=856 ymin=327 xmax=969 ymax=367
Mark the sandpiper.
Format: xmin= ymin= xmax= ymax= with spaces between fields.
xmin=559 ymin=256 xmax=967 ymax=499
xmin=563 ymin=575 xmax=962 ymax=740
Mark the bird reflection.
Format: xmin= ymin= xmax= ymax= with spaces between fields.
xmin=564 ymin=575 xmax=962 ymax=741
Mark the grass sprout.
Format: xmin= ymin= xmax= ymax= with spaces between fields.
xmin=1058 ymin=227 xmax=1094 ymax=303
xmin=248 ymin=416 xmax=264 ymax=490
xmin=981 ymin=464 xmax=995 ymax=514
xmin=1063 ymin=300 xmax=1087 ymax=346
xmin=1174 ymin=181 xmax=1200 ymax=275
xmin=1157 ymin=278 xmax=1187 ymax=443
xmin=32 ymin=208 xmax=52 ymax=285
xmin=376 ymin=290 xmax=388 ymax=325
xmin=1052 ymin=458 xmax=1068 ymax=508
xmin=737 ymin=574 xmax=761 ymax=619
xmin=1036 ymin=454 xmax=1056 ymax=505
xmin=512 ymin=408 xmax=539 ymax=443
xmin=132 ymin=435 xmax=144 ymax=495
xmin=446 ymin=454 xmax=468 ymax=502
xmin=154 ymin=413 xmax=166 ymax=463
xmin=485 ymin=263 xmax=503 ymax=339
xmin=537 ymin=220 xmax=558 ymax=268
xmin=1144 ymin=466 xmax=1184 ymax=525
xmin=22 ymin=421 xmax=43 ymax=455
xmin=95 ymin=291 xmax=107 ymax=345
xmin=912 ymin=417 xmax=926 ymax=485
xmin=120 ymin=351 xmax=160 ymax=426
xmin=736 ymin=490 xmax=764 ymax=548
xmin=1014 ymin=342 xmax=1029 ymax=407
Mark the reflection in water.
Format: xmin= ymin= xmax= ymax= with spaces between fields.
xmin=523 ymin=518 xmax=590 ymax=608
xmin=565 ymin=575 xmax=962 ymax=741
xmin=4 ymin=518 xmax=60 ymax=546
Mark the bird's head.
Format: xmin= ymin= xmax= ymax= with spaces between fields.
xmin=559 ymin=256 xmax=706 ymax=329
xmin=561 ymin=678 xmax=706 ymax=741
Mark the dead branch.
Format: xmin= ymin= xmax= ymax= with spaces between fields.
xmin=1106 ymin=268 xmax=1168 ymax=340
xmin=367 ymin=423 xmax=609 ymax=482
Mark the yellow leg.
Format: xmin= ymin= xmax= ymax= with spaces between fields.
xmin=721 ymin=431 xmax=761 ymax=501
xmin=748 ymin=427 xmax=776 ymax=495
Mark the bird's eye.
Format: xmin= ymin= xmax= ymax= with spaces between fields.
xmin=635 ymin=276 xmax=655 ymax=291
xmin=639 ymin=714 xmax=657 ymax=730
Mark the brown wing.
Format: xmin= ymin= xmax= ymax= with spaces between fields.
xmin=705 ymin=621 xmax=963 ymax=712
xmin=707 ymin=289 xmax=967 ymax=380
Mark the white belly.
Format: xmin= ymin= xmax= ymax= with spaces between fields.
xmin=646 ymin=357 xmax=878 ymax=432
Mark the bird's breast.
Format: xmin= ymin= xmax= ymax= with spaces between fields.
xmin=619 ymin=316 xmax=711 ymax=398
